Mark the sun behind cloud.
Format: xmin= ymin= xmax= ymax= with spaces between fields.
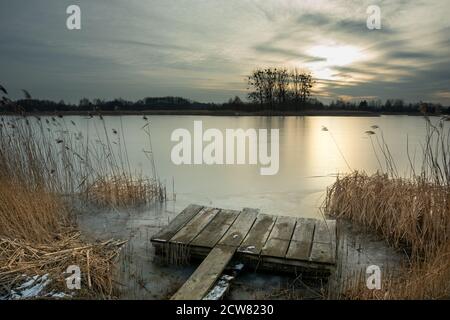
xmin=303 ymin=43 xmax=370 ymax=84
xmin=308 ymin=44 xmax=364 ymax=67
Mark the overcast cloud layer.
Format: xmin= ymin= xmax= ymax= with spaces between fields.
xmin=0 ymin=0 xmax=449 ymax=104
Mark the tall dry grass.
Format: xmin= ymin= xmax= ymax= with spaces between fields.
xmin=0 ymin=234 xmax=125 ymax=298
xmin=0 ymin=172 xmax=125 ymax=298
xmin=0 ymin=179 xmax=67 ymax=243
xmin=0 ymin=114 xmax=166 ymax=206
xmin=325 ymin=171 xmax=450 ymax=260
xmin=339 ymin=243 xmax=450 ymax=299
xmin=324 ymin=116 xmax=450 ymax=299
xmin=0 ymin=85 xmax=166 ymax=298
xmin=86 ymin=175 xmax=166 ymax=207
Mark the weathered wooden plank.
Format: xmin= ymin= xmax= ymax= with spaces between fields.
xmin=285 ymin=218 xmax=316 ymax=261
xmin=171 ymin=245 xmax=236 ymax=300
xmin=262 ymin=238 xmax=289 ymax=258
xmin=261 ymin=216 xmax=296 ymax=258
xmin=191 ymin=209 xmax=240 ymax=248
xmin=325 ymin=220 xmax=337 ymax=260
xmin=170 ymin=207 xmax=219 ymax=244
xmin=268 ymin=216 xmax=297 ymax=240
xmin=309 ymin=219 xmax=337 ymax=264
xmin=238 ymin=214 xmax=276 ymax=255
xmin=285 ymin=241 xmax=312 ymax=261
xmin=151 ymin=204 xmax=203 ymax=242
xmin=291 ymin=218 xmax=316 ymax=242
xmin=218 ymin=208 xmax=259 ymax=247
xmin=259 ymin=255 xmax=335 ymax=276
xmin=312 ymin=219 xmax=333 ymax=243
xmin=310 ymin=242 xmax=334 ymax=264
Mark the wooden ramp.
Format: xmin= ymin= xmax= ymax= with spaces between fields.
xmin=152 ymin=204 xmax=337 ymax=300
xmin=171 ymin=245 xmax=235 ymax=300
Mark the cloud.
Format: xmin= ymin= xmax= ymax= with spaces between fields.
xmin=0 ymin=0 xmax=449 ymax=104
xmin=253 ymin=44 xmax=326 ymax=63
xmin=113 ymin=39 xmax=190 ymax=52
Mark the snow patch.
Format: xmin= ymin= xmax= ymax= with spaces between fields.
xmin=203 ymin=275 xmax=234 ymax=300
xmin=1 ymin=274 xmax=71 ymax=300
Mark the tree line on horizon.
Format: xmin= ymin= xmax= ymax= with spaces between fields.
xmin=0 ymin=82 xmax=448 ymax=115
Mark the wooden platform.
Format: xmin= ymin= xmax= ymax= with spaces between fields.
xmin=152 ymin=204 xmax=337 ymax=277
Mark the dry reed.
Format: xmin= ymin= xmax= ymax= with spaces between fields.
xmin=338 ymin=242 xmax=450 ymax=299
xmin=0 ymin=233 xmax=126 ymax=298
xmin=324 ymin=117 xmax=450 ymax=299
xmin=0 ymin=86 xmax=169 ymax=298
xmin=325 ymin=171 xmax=450 ymax=259
xmin=0 ymin=178 xmax=67 ymax=243
xmin=86 ymin=175 xmax=166 ymax=207
xmin=0 ymin=112 xmax=166 ymax=206
xmin=0 ymin=173 xmax=125 ymax=298
xmin=160 ymin=243 xmax=191 ymax=266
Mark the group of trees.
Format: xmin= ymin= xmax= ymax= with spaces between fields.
xmin=247 ymin=68 xmax=314 ymax=109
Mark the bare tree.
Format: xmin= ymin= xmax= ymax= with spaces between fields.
xmin=275 ymin=68 xmax=289 ymax=105
xmin=247 ymin=68 xmax=277 ymax=108
xmin=247 ymin=67 xmax=315 ymax=109
xmin=263 ymin=68 xmax=277 ymax=109
xmin=290 ymin=69 xmax=314 ymax=105
xmin=247 ymin=69 xmax=265 ymax=107
xmin=290 ymin=68 xmax=303 ymax=108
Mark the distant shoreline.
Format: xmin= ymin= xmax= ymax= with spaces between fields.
xmin=2 ymin=109 xmax=437 ymax=117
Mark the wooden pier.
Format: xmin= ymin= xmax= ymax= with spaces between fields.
xmin=151 ymin=204 xmax=337 ymax=300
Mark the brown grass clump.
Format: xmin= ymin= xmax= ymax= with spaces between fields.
xmin=0 ymin=176 xmax=125 ymax=298
xmin=86 ymin=175 xmax=166 ymax=207
xmin=0 ymin=234 xmax=126 ymax=298
xmin=0 ymin=105 xmax=166 ymax=206
xmin=338 ymin=242 xmax=450 ymax=300
xmin=325 ymin=172 xmax=450 ymax=259
xmin=324 ymin=117 xmax=450 ymax=299
xmin=325 ymin=172 xmax=450 ymax=299
xmin=0 ymin=86 xmax=136 ymax=298
xmin=0 ymin=178 xmax=67 ymax=243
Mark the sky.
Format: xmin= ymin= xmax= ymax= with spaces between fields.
xmin=0 ymin=0 xmax=449 ymax=104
